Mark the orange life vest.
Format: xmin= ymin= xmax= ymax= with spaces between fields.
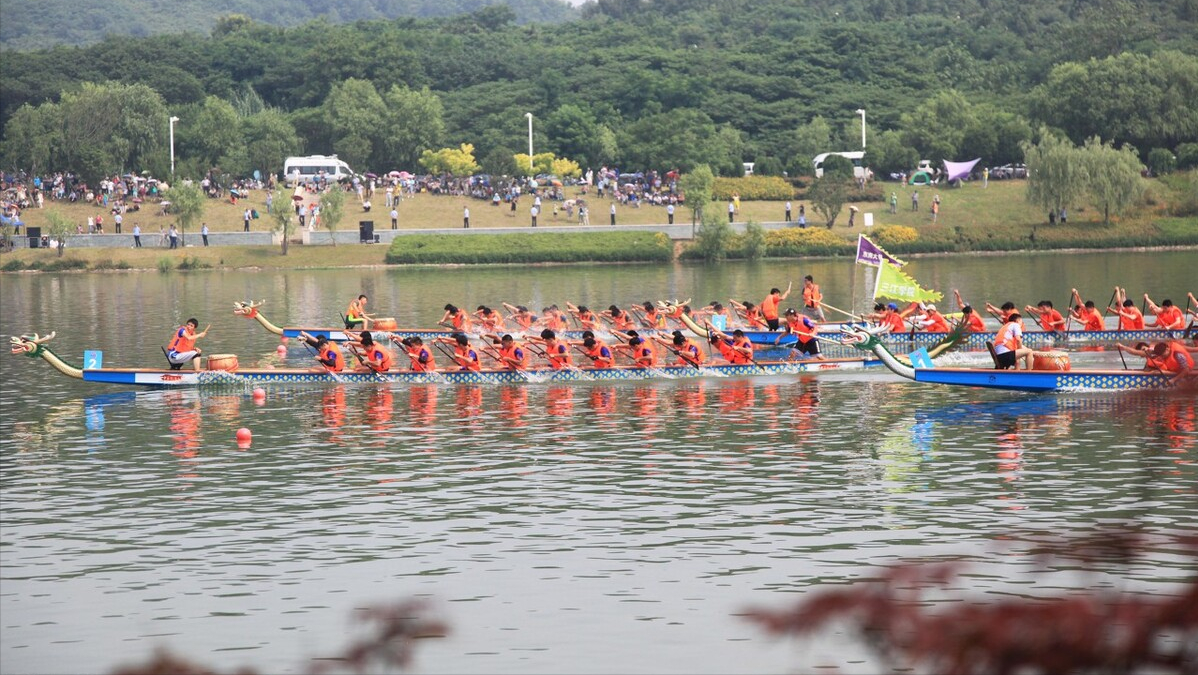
xmin=366 ymin=346 xmax=392 ymax=372
xmin=995 ymin=321 xmax=1021 ymax=352
xmin=545 ymin=341 xmax=573 ymax=369
xmin=578 ymin=311 xmax=598 ymax=330
xmin=786 ymin=315 xmax=816 ymax=343
xmin=610 ymin=311 xmax=634 ymax=331
xmin=761 ymin=294 xmax=781 ymax=321
xmin=584 ymin=343 xmax=613 ymax=368
xmin=450 ymin=311 xmax=471 ymax=331
xmin=407 ymin=345 xmax=435 ymax=372
xmin=675 ymin=339 xmax=704 ymax=365
xmin=319 ymin=343 xmax=345 ymax=372
xmin=167 ymin=325 xmax=196 ymax=353
xmin=1156 ymin=306 xmax=1184 ymax=330
xmin=803 ymin=284 xmax=822 ymax=308
xmin=454 ymin=344 xmax=481 ymax=371
xmin=499 ymin=342 xmax=527 ymax=370
xmin=1119 ymin=307 xmax=1145 ymax=331
xmin=964 ymin=312 xmax=986 ymax=333
xmin=1149 ymin=342 xmax=1193 ymax=373
xmin=744 ymin=308 xmax=766 ymax=329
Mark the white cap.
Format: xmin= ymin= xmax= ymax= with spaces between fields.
xmin=925 ymin=304 xmax=936 ymax=312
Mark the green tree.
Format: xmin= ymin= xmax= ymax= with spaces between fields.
xmin=790 ymin=116 xmax=835 ymax=176
xmin=864 ymin=129 xmax=919 ymax=176
xmin=267 ymin=189 xmax=297 ymax=255
xmin=1023 ymin=130 xmax=1087 ymax=220
xmin=1146 ymin=148 xmax=1177 ymax=176
xmin=322 ymin=78 xmax=387 ymax=170
xmin=183 ymin=96 xmax=243 ymax=176
xmin=1082 ymin=136 xmax=1144 ymax=225
xmin=1 ymin=102 xmax=60 ymax=176
xmin=481 ymin=145 xmax=518 ymax=176
xmin=319 ymin=186 xmax=346 ymax=246
xmin=742 ymin=220 xmax=766 ymax=260
xmin=56 ymin=82 xmax=168 ymax=182
xmin=243 ymin=109 xmax=302 ymax=181
xmin=1176 ymin=143 xmax=1198 ymax=170
xmin=678 ymin=164 xmax=714 ymax=225
xmin=808 ymin=177 xmax=850 ymax=228
xmin=546 ymin=103 xmax=602 ymax=168
xmin=166 ymin=182 xmax=204 ymax=247
xmin=42 ymin=209 xmax=74 ymax=257
xmin=380 ymin=85 xmax=445 ymax=169
xmin=693 ymin=207 xmax=733 ymax=262
xmin=900 ymin=90 xmax=976 ymax=162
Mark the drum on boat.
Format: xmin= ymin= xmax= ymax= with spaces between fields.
xmin=206 ymin=354 xmax=240 ymax=372
xmin=372 ymin=317 xmax=398 ymax=331
xmin=1031 ymin=351 xmax=1070 ymax=371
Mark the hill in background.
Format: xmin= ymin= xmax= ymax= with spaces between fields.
xmin=0 ymin=0 xmax=577 ymax=50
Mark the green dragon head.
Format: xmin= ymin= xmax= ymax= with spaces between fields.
xmin=10 ymin=331 xmax=55 ymax=358
xmin=839 ymin=324 xmax=886 ymax=352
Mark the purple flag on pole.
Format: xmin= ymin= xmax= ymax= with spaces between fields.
xmin=856 ymin=234 xmax=907 ymax=268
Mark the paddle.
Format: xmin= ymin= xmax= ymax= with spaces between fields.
xmin=346 ymin=343 xmax=384 ymax=381
xmin=818 ymin=301 xmax=864 ymax=322
xmin=653 ymin=337 xmax=701 ymax=370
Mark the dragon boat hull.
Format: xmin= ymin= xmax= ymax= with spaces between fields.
xmin=906 ymin=367 xmax=1180 ymax=392
xmin=880 ymin=328 xmax=1186 ymax=350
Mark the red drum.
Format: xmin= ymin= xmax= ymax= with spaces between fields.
xmin=1032 ymin=351 xmax=1070 ymax=372
xmin=206 ymin=354 xmax=240 ymax=372
xmin=373 ymin=317 xmax=398 ymax=331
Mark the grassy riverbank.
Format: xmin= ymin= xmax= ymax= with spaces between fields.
xmin=3 ymin=176 xmax=1196 ymax=271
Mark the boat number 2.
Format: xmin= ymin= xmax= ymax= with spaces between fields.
xmin=84 ymin=350 xmax=103 ymax=370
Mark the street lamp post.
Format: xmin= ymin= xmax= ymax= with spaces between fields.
xmin=525 ymin=112 xmax=534 ymax=175
xmin=855 ymin=108 xmax=866 ymax=149
xmin=169 ymin=116 xmax=180 ymax=177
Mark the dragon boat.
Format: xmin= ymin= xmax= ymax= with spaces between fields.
xmin=233 ymin=300 xmax=668 ymax=343
xmin=839 ymin=324 xmax=1191 ymax=392
xmin=11 ymin=332 xmax=881 ymax=389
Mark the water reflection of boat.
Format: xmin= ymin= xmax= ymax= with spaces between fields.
xmin=13 ymin=332 xmax=878 ymax=389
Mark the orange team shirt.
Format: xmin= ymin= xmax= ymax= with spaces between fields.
xmin=964 ymin=312 xmax=986 ymax=332
xmin=1119 ymin=307 xmax=1145 ymax=331
xmin=880 ymin=312 xmax=906 ymax=333
xmin=803 ymin=284 xmax=822 ymax=308
xmin=924 ymin=312 xmax=951 ymax=333
xmin=1079 ymin=307 xmax=1104 ymax=332
xmin=1037 ymin=309 xmax=1065 ymax=332
xmin=760 ymin=295 xmax=781 ymax=321
xmin=1155 ymin=306 xmax=1184 ymax=330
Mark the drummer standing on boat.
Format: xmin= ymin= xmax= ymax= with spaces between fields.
xmin=801 ymin=275 xmax=825 ymax=321
xmin=760 ymin=282 xmax=792 ymax=331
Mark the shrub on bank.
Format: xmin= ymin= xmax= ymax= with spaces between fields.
xmin=384 ymin=231 xmax=673 ymax=264
xmin=712 ymin=176 xmax=796 ymax=201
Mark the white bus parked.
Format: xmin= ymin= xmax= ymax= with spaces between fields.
xmin=812 ymin=151 xmax=868 ymax=180
xmin=282 ymin=155 xmax=354 ymax=184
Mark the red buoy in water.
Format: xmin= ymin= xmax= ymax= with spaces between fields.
xmin=276 ymin=344 xmax=287 ymax=356
xmin=236 ymin=428 xmax=252 ymax=442
xmin=252 ymin=387 xmax=266 ymax=400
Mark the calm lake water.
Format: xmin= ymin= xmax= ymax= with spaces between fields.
xmin=1 ymin=250 xmax=1195 ymax=674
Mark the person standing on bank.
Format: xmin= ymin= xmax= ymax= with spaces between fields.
xmin=530 ymin=204 xmax=539 ymax=228
xmin=390 ymin=206 xmax=399 ymax=230
xmin=610 ymin=202 xmax=616 ymax=226
xmin=132 ymin=223 xmax=142 ymax=248
xmin=785 ymin=201 xmax=792 ymax=222
xmin=243 ymin=208 xmax=252 ymax=232
xmin=798 ymin=204 xmax=806 ymax=228
xmin=463 ymin=205 xmax=470 ymax=229
xmin=728 ymin=200 xmax=735 ymax=223
xmin=168 ymin=224 xmax=179 ymax=249
xmin=201 ymin=222 xmax=209 ymax=246
xmin=667 ymin=203 xmax=675 ymax=224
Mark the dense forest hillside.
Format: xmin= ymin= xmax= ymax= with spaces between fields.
xmin=2 ymin=0 xmax=1197 ymax=181
xmin=0 ymin=0 xmax=576 ymax=50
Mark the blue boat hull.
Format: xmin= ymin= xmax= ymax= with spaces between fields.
xmin=911 ymin=368 xmax=1178 ymax=392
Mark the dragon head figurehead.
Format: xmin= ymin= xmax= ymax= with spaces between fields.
xmin=233 ymin=299 xmax=264 ymax=319
xmin=840 ymin=324 xmax=887 ymax=352
xmin=656 ymin=299 xmax=691 ymax=312
xmin=10 ymin=331 xmax=56 ymax=358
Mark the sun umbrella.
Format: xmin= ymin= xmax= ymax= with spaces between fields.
xmin=291 ymin=194 xmax=304 ymax=201
xmin=131 ymin=197 xmax=143 ymax=203
xmin=365 ymin=172 xmax=378 ymax=179
xmin=388 ymin=171 xmax=401 ymax=178
xmin=398 ymin=171 xmax=412 ymax=179
xmin=550 ymin=179 xmax=563 ymax=187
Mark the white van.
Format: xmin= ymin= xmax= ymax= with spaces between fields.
xmin=813 ymin=151 xmax=867 ymax=179
xmin=282 ymin=155 xmax=354 ymax=184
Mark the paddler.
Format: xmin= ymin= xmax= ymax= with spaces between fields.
xmin=350 ymin=331 xmax=392 ymax=373
xmin=634 ymin=301 xmax=668 ymax=330
xmin=1023 ymin=300 xmax=1067 ymax=333
xmin=780 ymin=308 xmax=823 ymax=359
xmin=1109 ymin=287 xmax=1145 ymax=330
xmin=914 ymin=303 xmax=952 ymax=332
xmin=706 ymin=324 xmax=754 ymax=365
xmin=876 ymin=302 xmax=907 ymax=334
xmin=165 ymin=318 xmax=209 ymax=371
xmin=959 ymin=305 xmax=986 ymax=332
xmin=434 ymin=333 xmax=481 ymax=371
xmin=487 ymin=334 xmax=528 ymax=370
xmin=502 ymin=303 xmax=537 ymax=331
xmin=601 ymin=304 xmax=636 ymax=331
xmin=399 ymin=336 xmax=436 ymax=372
xmin=441 ymin=304 xmax=473 ymax=332
xmin=567 ymin=303 xmax=600 ymax=331
xmin=475 ymin=305 xmax=506 ymax=333
xmin=527 ymin=329 xmax=574 ymax=369
xmin=730 ymin=299 xmax=767 ymax=329
xmin=299 ymin=332 xmax=345 ymax=373
xmin=535 ymin=306 xmax=567 ymax=332
xmin=577 ymin=336 xmax=615 ymax=368
xmin=801 ymin=275 xmax=826 ymax=321
xmin=652 ymin=330 xmax=704 ymax=366
xmin=616 ymin=336 xmax=657 ymax=368
xmin=344 ymin=294 xmax=375 ymax=330
xmin=1143 ymin=295 xmax=1185 ymax=330
xmin=760 ymin=282 xmax=793 ymax=331
xmin=1069 ymin=289 xmax=1106 ymax=332
xmin=1117 ymin=341 xmax=1194 ymax=377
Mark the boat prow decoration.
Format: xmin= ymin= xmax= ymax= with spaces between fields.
xmin=839 ymin=324 xmax=1190 ymax=392
xmin=233 ymin=299 xmax=285 ymax=336
xmin=10 ymin=331 xmax=84 ymax=379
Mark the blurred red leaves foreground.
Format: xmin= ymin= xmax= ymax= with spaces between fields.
xmin=745 ymin=529 xmax=1198 ymax=675
xmin=110 ymin=600 xmax=448 ymax=675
